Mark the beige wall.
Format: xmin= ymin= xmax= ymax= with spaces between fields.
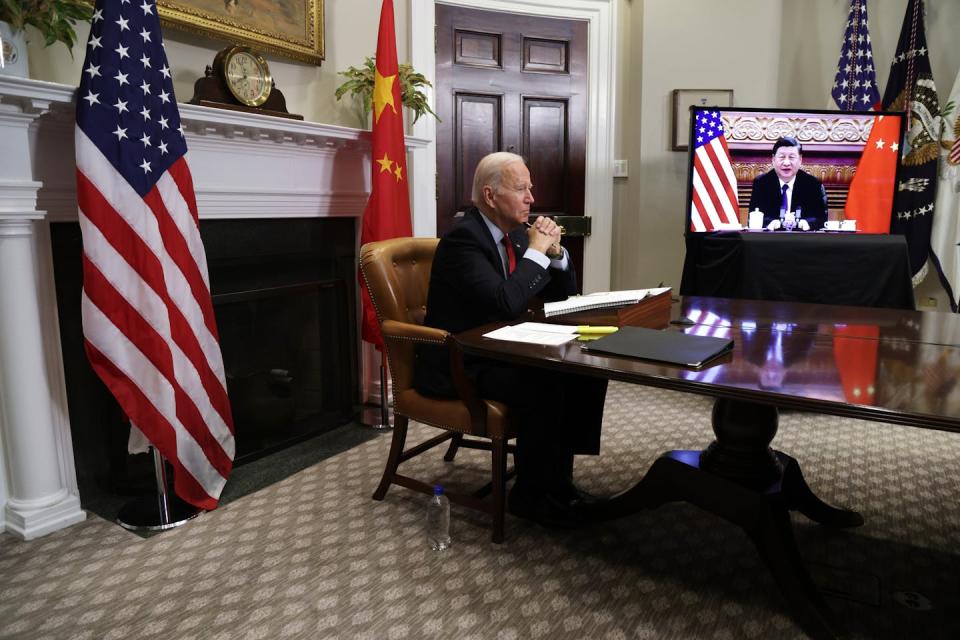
xmin=612 ymin=0 xmax=783 ymax=290
xmin=25 ymin=0 xmax=406 ymax=127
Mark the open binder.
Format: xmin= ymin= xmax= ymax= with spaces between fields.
xmin=543 ymin=287 xmax=671 ymax=318
xmin=542 ymin=288 xmax=672 ymax=329
xmin=582 ymin=326 xmax=734 ymax=368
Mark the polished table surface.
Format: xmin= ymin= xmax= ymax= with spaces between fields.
xmin=458 ymin=295 xmax=960 ymax=432
xmin=455 ymin=296 xmax=960 ymax=639
xmin=680 ymin=232 xmax=915 ymax=310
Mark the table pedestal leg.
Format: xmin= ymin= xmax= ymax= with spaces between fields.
xmin=587 ymin=398 xmax=862 ymax=640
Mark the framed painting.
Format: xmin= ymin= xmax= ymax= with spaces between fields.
xmin=158 ymin=0 xmax=324 ymax=65
xmin=671 ymin=89 xmax=734 ymax=151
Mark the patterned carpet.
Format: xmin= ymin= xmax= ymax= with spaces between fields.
xmin=1 ymin=383 xmax=958 ymax=639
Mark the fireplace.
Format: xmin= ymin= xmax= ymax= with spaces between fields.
xmin=50 ymin=217 xmax=358 ymax=506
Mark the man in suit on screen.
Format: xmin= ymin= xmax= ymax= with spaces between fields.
xmin=414 ymin=151 xmax=607 ymax=528
xmin=748 ymin=136 xmax=828 ymax=231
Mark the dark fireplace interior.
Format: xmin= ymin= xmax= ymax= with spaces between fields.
xmin=50 ymin=217 xmax=358 ymax=510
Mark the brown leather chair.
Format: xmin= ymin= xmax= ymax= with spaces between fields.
xmin=359 ymin=237 xmax=516 ymax=543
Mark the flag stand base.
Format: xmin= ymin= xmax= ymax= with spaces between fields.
xmin=116 ymin=448 xmax=202 ymax=532
xmin=116 ymin=495 xmax=201 ymax=532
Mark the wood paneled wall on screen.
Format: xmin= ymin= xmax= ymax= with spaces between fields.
xmin=435 ymin=5 xmax=588 ymax=279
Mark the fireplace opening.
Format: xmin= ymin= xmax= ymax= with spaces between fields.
xmin=50 ymin=217 xmax=358 ymax=511
xmin=215 ymin=280 xmax=354 ymax=463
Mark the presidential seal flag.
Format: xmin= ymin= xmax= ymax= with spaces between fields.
xmin=831 ymin=0 xmax=881 ymax=111
xmin=881 ymin=0 xmax=941 ymax=285
xmin=929 ymin=69 xmax=960 ymax=311
xmin=75 ymin=0 xmax=235 ymax=510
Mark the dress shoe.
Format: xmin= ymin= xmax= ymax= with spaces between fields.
xmin=507 ymin=486 xmax=585 ymax=529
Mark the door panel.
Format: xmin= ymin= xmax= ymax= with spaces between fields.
xmin=524 ymin=99 xmax=567 ymax=213
xmin=455 ymin=30 xmax=502 ymax=68
xmin=455 ymin=94 xmax=502 ymax=212
xmin=522 ymin=38 xmax=568 ymax=73
xmin=436 ymin=5 xmax=588 ymax=281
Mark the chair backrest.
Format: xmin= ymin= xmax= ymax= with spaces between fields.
xmin=359 ymin=237 xmax=440 ymax=392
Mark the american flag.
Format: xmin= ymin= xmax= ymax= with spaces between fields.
xmin=689 ymin=110 xmax=739 ymax=232
xmin=831 ymin=0 xmax=881 ymax=111
xmin=75 ymin=0 xmax=235 ymax=510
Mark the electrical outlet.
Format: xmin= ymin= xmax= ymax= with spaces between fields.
xmin=613 ymin=159 xmax=628 ymax=178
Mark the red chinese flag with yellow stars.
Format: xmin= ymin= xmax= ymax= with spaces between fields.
xmin=844 ymin=114 xmax=902 ymax=234
xmin=360 ymin=0 xmax=413 ymax=348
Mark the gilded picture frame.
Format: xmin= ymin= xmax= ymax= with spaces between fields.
xmin=157 ymin=0 xmax=324 ymax=65
xmin=672 ymin=89 xmax=734 ymax=151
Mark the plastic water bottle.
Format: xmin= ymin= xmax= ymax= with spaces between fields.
xmin=426 ymin=485 xmax=451 ymax=551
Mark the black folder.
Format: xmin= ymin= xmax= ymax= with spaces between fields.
xmin=582 ymin=326 xmax=734 ymax=368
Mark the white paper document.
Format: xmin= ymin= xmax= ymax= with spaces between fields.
xmin=483 ymin=322 xmax=580 ymax=345
xmin=542 ymin=287 xmax=672 ymax=318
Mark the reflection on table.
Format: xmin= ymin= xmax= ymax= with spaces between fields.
xmin=676 ymin=297 xmax=960 ymax=422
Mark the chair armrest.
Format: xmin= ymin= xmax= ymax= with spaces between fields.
xmin=381 ymin=319 xmax=448 ymax=344
xmin=380 ymin=319 xmax=490 ymax=436
xmin=447 ymin=336 xmax=489 ymax=436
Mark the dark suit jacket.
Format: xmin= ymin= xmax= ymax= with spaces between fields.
xmin=415 ymin=207 xmax=576 ymax=395
xmin=747 ymin=169 xmax=828 ymax=230
xmin=415 ymin=207 xmax=605 ymax=458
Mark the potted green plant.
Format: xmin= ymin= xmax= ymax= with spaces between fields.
xmin=1 ymin=0 xmax=92 ymax=76
xmin=335 ymin=56 xmax=440 ymax=127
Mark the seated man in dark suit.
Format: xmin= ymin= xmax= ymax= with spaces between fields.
xmin=414 ymin=151 xmax=608 ymax=528
xmin=747 ymin=136 xmax=828 ymax=231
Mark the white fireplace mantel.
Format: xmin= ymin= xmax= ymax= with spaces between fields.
xmin=0 ymin=75 xmax=428 ymax=539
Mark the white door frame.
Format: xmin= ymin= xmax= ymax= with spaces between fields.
xmin=408 ymin=0 xmax=617 ymax=293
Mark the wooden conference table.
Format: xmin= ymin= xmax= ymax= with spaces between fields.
xmin=455 ymin=296 xmax=960 ymax=640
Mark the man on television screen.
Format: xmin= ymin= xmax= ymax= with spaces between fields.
xmin=747 ymin=136 xmax=828 ymax=231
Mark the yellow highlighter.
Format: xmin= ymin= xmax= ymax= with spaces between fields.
xmin=576 ymin=326 xmax=619 ymax=335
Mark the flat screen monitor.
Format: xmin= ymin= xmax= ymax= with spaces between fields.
xmin=683 ymin=107 xmax=905 ymax=234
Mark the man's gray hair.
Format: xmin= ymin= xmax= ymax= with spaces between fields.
xmin=471 ymin=152 xmax=526 ymax=207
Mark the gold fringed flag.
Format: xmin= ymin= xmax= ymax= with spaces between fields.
xmin=881 ymin=0 xmax=941 ymax=285
xmin=929 ymin=69 xmax=960 ymax=311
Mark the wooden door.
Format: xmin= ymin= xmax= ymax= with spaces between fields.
xmin=435 ymin=5 xmax=589 ymax=281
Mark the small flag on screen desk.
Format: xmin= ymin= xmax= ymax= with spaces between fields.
xmin=830 ymin=0 xmax=881 ymax=111
xmin=881 ymin=0 xmax=941 ymax=286
xmin=75 ymin=0 xmax=235 ymax=510
xmin=844 ymin=115 xmax=900 ymax=234
xmin=689 ymin=110 xmax=740 ymax=232
xmin=359 ymin=0 xmax=414 ymax=348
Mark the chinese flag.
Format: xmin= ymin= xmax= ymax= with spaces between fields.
xmin=844 ymin=114 xmax=901 ymax=234
xmin=360 ymin=0 xmax=413 ymax=348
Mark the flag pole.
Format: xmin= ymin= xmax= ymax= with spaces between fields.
xmin=365 ymin=350 xmax=392 ymax=430
xmin=117 ymin=445 xmax=201 ymax=532
xmin=376 ymin=353 xmax=392 ymax=429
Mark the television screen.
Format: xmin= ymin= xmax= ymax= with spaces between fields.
xmin=684 ymin=107 xmax=905 ymax=234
